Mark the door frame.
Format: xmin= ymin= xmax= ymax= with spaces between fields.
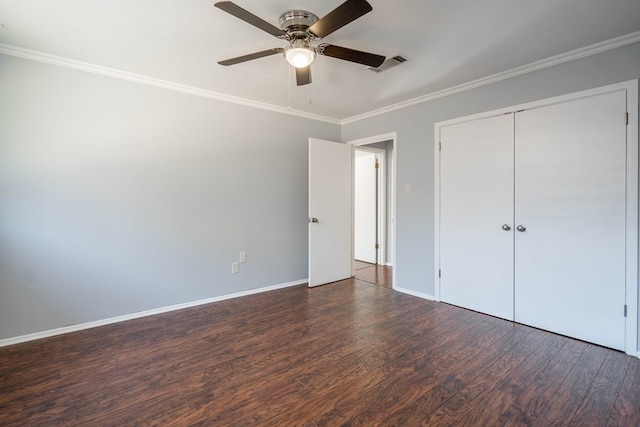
xmin=348 ymin=132 xmax=397 ymax=287
xmin=434 ymin=80 xmax=638 ymax=356
xmin=354 ymin=146 xmax=387 ymax=265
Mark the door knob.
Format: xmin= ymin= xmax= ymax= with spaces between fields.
xmin=501 ymin=224 xmax=511 ymax=231
xmin=516 ymin=225 xmax=526 ymax=232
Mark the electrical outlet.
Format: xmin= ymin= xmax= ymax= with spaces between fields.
xmin=232 ymin=262 xmax=239 ymax=274
xmin=239 ymin=251 xmax=247 ymax=263
xmin=405 ymin=183 xmax=412 ymax=194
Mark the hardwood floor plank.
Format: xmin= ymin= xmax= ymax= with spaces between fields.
xmin=62 ymin=281 xmax=423 ymax=425
xmin=531 ymin=343 xmax=610 ymax=425
xmin=446 ymin=330 xmax=567 ymax=426
xmin=353 ymin=264 xmax=392 ymax=288
xmin=493 ymin=336 xmax=587 ymax=425
xmin=157 ymin=297 xmax=449 ymax=425
xmin=415 ymin=325 xmax=549 ymax=425
xmin=1 ymin=279 xmax=637 ymax=426
xmin=607 ymin=354 xmax=640 ymax=426
xmin=569 ymin=350 xmax=631 ymax=425
xmin=287 ymin=312 xmax=519 ymax=425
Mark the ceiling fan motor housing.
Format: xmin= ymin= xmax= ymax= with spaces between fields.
xmin=279 ymin=10 xmax=320 ymax=39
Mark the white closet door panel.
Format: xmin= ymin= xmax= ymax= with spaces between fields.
xmin=440 ymin=114 xmax=514 ymax=320
xmin=514 ymin=90 xmax=627 ymax=350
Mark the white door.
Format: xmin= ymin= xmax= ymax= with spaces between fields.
xmin=514 ymin=91 xmax=627 ymax=350
xmin=439 ymin=114 xmax=515 ymax=320
xmin=308 ymin=138 xmax=353 ymax=287
xmin=354 ymin=151 xmax=378 ymax=264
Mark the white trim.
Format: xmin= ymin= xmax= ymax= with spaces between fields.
xmin=434 ymin=123 xmax=442 ymax=302
xmin=2 ymin=30 xmax=638 ymax=126
xmin=0 ymin=279 xmax=307 ymax=348
xmin=342 ymin=31 xmax=640 ymax=124
xmin=348 ymin=132 xmax=397 ymax=287
xmin=347 ymin=133 xmax=398 ymax=147
xmin=625 ymin=80 xmax=639 ymax=356
xmin=394 ymin=286 xmax=435 ymax=301
xmin=436 ymin=81 xmax=638 ymax=128
xmin=434 ymin=80 xmax=639 ymax=356
xmin=0 ymin=44 xmax=340 ymax=125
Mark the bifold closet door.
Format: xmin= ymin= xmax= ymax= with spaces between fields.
xmin=439 ymin=114 xmax=514 ymax=320
xmin=514 ymin=91 xmax=627 ymax=350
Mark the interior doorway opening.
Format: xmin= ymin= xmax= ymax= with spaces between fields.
xmin=354 ymin=148 xmax=385 ymax=265
xmin=350 ymin=133 xmax=396 ymax=289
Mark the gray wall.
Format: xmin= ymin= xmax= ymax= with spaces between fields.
xmin=2 ymin=41 xmax=639 ymax=348
xmin=342 ymin=42 xmax=640 ymax=351
xmin=0 ymin=54 xmax=340 ymax=340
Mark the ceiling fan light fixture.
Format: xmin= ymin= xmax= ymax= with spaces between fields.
xmin=284 ymin=39 xmax=316 ymax=68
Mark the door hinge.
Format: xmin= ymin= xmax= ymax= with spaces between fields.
xmin=375 ymin=162 xmax=379 ymax=169
xmin=624 ymin=304 xmax=628 ymax=317
xmin=438 ymin=269 xmax=441 ymax=278
xmin=439 ymin=142 xmax=442 ymax=151
xmin=624 ymin=112 xmax=629 ymax=126
xmin=375 ymin=243 xmax=380 ymax=249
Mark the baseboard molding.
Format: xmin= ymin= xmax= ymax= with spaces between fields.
xmin=394 ymin=286 xmax=435 ymax=301
xmin=0 ymin=279 xmax=308 ymax=348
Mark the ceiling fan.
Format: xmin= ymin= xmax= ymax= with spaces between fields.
xmin=214 ymin=0 xmax=386 ymax=86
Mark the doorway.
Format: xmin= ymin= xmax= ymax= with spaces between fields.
xmin=349 ymin=133 xmax=396 ymax=289
xmin=354 ymin=148 xmax=385 ymax=265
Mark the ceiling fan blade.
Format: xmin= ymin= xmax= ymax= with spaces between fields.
xmin=296 ymin=66 xmax=312 ymax=86
xmin=317 ymin=44 xmax=385 ymax=67
xmin=308 ymin=0 xmax=373 ymax=38
xmin=215 ymin=2 xmax=286 ymax=38
xmin=218 ymin=48 xmax=283 ymax=66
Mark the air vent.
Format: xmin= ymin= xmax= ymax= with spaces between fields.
xmin=368 ymin=55 xmax=407 ymax=73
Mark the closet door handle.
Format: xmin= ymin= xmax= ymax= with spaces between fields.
xmin=501 ymin=224 xmax=511 ymax=231
xmin=516 ymin=225 xmax=526 ymax=232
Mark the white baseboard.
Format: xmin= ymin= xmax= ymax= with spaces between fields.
xmin=0 ymin=279 xmax=308 ymax=348
xmin=394 ymin=286 xmax=436 ymax=301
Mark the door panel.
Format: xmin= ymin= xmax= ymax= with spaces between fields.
xmin=354 ymin=152 xmax=377 ymax=263
xmin=308 ymin=138 xmax=353 ymax=287
xmin=514 ymin=91 xmax=627 ymax=350
xmin=439 ymin=114 xmax=515 ymax=320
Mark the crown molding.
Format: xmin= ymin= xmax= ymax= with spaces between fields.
xmin=341 ymin=31 xmax=640 ymax=125
xmin=0 ymin=43 xmax=341 ymax=125
xmin=2 ymin=30 xmax=639 ymax=127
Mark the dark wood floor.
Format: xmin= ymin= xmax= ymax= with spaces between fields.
xmin=1 ymin=277 xmax=639 ymax=426
xmin=354 ymin=260 xmax=392 ymax=289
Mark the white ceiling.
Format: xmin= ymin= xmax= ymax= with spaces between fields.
xmin=1 ymin=0 xmax=640 ymax=120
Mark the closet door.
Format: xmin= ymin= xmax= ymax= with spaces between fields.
xmin=514 ymin=90 xmax=627 ymax=350
xmin=440 ymin=114 xmax=514 ymax=320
